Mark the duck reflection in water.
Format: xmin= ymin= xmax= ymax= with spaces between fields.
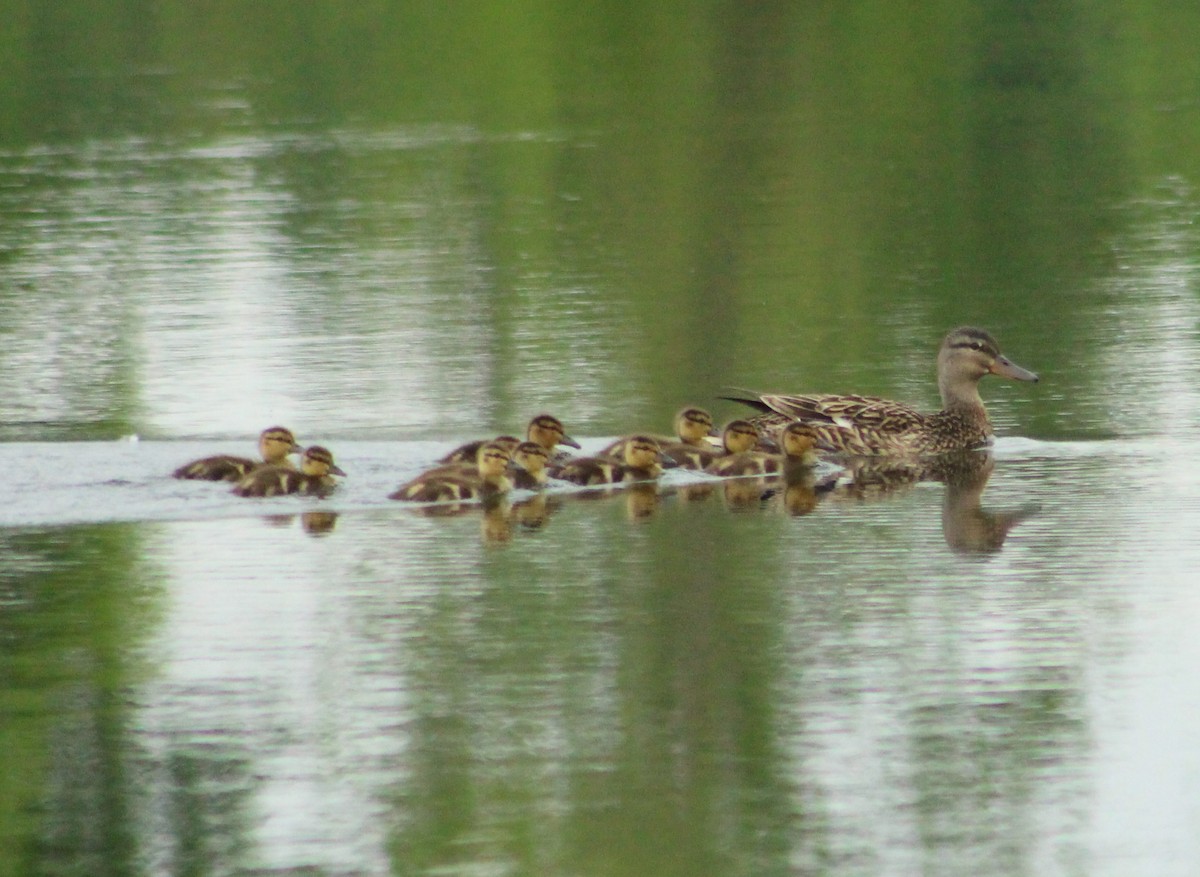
xmin=938 ymin=453 xmax=1039 ymax=555
xmin=832 ymin=450 xmax=1038 ymax=554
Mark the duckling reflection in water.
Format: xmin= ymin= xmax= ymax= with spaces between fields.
xmin=510 ymin=492 xmax=560 ymax=530
xmin=624 ymin=483 xmax=661 ymax=520
xmin=439 ymin=414 xmax=580 ymax=465
xmin=480 ymin=499 xmax=514 ymax=544
xmin=254 ymin=511 xmax=340 ymax=534
xmin=390 ymin=441 xmax=513 ymax=502
xmin=551 ymin=435 xmax=665 ymax=485
xmin=302 ymin=511 xmax=339 ymax=535
xmin=722 ymin=476 xmax=774 ymax=510
xmin=232 ymin=445 xmax=346 ymax=498
xmin=174 ymin=426 xmax=300 ymax=481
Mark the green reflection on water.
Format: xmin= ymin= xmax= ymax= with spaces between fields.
xmin=0 ymin=526 xmax=158 ymax=877
xmin=2 ymin=2 xmax=1199 ymax=441
xmin=386 ymin=497 xmax=801 ymax=876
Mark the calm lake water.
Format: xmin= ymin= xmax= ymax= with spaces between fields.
xmin=5 ymin=4 xmax=1200 ymax=876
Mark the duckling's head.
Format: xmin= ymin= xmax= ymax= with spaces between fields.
xmin=675 ymin=407 xmax=715 ymax=444
xmin=722 ymin=420 xmax=760 ymax=455
xmin=259 ymin=426 xmax=301 ymax=463
xmin=491 ymin=435 xmax=523 ymax=454
xmin=527 ymin=414 xmax=581 ymax=450
xmin=623 ymin=435 xmax=662 ymax=470
xmin=476 ymin=441 xmax=513 ymax=479
xmin=300 ymin=445 xmax=346 ymax=477
xmin=511 ymin=441 xmax=550 ymax=475
xmin=938 ymin=327 xmax=1038 ymax=404
xmin=780 ymin=422 xmax=821 ymax=466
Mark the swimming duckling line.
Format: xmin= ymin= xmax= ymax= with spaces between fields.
xmin=173 ymin=426 xmax=300 ymax=482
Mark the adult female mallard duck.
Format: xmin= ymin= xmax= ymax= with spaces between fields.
xmin=723 ymin=326 xmax=1038 ymax=456
xmin=173 ymin=426 xmax=300 ymax=481
xmin=551 ymin=435 xmax=664 ymax=486
xmin=232 ymin=445 xmax=346 ymax=497
xmin=705 ymin=421 xmax=823 ymax=477
xmin=599 ymin=407 xmax=714 ymax=460
xmin=391 ymin=441 xmax=513 ymax=502
xmin=439 ymin=414 xmax=581 ymax=465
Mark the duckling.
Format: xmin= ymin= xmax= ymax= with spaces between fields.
xmin=682 ymin=420 xmax=755 ymax=472
xmin=439 ymin=414 xmax=580 ymax=465
xmin=599 ymin=407 xmax=714 ymax=459
xmin=778 ymin=421 xmax=826 ymax=474
xmin=706 ymin=420 xmax=822 ymax=477
xmin=551 ymin=435 xmax=664 ymax=486
xmin=438 ymin=434 xmax=522 ymax=466
xmin=390 ymin=441 xmax=514 ymax=502
xmin=173 ymin=426 xmax=300 ymax=481
xmin=509 ymin=441 xmax=551 ymax=490
xmin=232 ymin=445 xmax=346 ymax=498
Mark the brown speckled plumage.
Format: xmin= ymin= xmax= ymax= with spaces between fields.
xmin=232 ymin=445 xmax=345 ymax=498
xmin=439 ymin=414 xmax=580 ymax=465
xmin=173 ymin=426 xmax=300 ymax=481
xmin=391 ymin=441 xmax=513 ymax=502
xmin=724 ymin=327 xmax=1038 ymax=456
xmin=552 ymin=435 xmax=664 ymax=486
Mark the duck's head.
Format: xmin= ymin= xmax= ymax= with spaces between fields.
xmin=721 ymin=420 xmax=760 ymax=455
xmin=674 ymin=407 xmax=715 ymax=444
xmin=623 ymin=435 xmax=662 ymax=470
xmin=476 ymin=441 xmax=513 ymax=479
xmin=300 ymin=445 xmax=346 ymax=477
xmin=938 ymin=327 xmax=1038 ymax=405
xmin=780 ymin=422 xmax=821 ymax=466
xmin=527 ymin=414 xmax=581 ymax=451
xmin=511 ymin=441 xmax=550 ymax=475
xmin=259 ymin=426 xmax=301 ymax=463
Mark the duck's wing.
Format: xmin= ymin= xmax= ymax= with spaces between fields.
xmin=723 ymin=390 xmax=934 ymax=455
xmin=756 ymin=393 xmax=926 ymax=434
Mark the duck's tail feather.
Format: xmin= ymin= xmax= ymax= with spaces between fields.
xmin=718 ymin=388 xmax=772 ymax=414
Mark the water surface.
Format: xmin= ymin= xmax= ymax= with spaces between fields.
xmin=5 ymin=3 xmax=1200 ymax=876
